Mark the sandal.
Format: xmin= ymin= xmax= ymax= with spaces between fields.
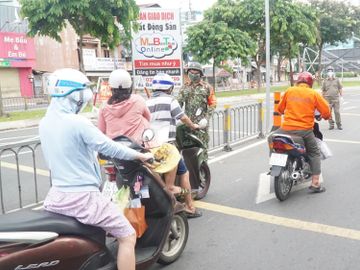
xmin=185 ymin=208 xmax=202 ymax=219
xmin=308 ymin=185 xmax=326 ymax=193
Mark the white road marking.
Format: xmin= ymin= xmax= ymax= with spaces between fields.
xmin=325 ymin=138 xmax=360 ymax=144
xmin=342 ymin=113 xmax=360 ymax=116
xmin=256 ymin=173 xmax=324 ymax=204
xmin=342 ymin=106 xmax=357 ymax=111
xmin=0 ymin=135 xmax=35 ymax=142
xmin=0 ymin=127 xmax=38 ymax=134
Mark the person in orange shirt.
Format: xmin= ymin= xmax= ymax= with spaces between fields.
xmin=269 ymin=72 xmax=331 ymax=193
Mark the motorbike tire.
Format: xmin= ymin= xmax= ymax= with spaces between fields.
xmin=274 ymin=160 xmax=293 ymax=201
xmin=158 ymin=212 xmax=189 ymax=265
xmin=195 ymin=162 xmax=211 ymax=200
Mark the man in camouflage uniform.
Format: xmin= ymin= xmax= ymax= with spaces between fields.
xmin=321 ymin=66 xmax=343 ymax=130
xmin=177 ymin=62 xmax=217 ymax=159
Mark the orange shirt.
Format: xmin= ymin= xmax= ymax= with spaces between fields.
xmin=277 ymin=83 xmax=331 ymax=130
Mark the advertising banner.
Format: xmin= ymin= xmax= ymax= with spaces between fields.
xmin=0 ymin=32 xmax=35 ymax=68
xmin=132 ymin=9 xmax=183 ymax=88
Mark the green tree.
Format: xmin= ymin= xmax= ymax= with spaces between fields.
xmin=271 ymin=1 xmax=317 ymax=85
xmin=185 ymin=20 xmax=255 ymax=90
xmin=20 ymin=0 xmax=139 ymax=72
xmin=308 ymin=0 xmax=357 ymax=75
xmin=206 ymin=0 xmax=318 ymax=88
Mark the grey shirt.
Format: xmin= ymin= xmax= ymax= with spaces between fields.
xmin=321 ymin=78 xmax=342 ymax=98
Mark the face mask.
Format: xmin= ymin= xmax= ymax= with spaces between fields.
xmin=188 ymin=72 xmax=201 ymax=82
xmin=327 ymin=71 xmax=334 ymax=78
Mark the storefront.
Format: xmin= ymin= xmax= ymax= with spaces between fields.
xmin=0 ymin=32 xmax=35 ymax=97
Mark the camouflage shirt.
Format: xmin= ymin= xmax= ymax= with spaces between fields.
xmin=177 ymin=81 xmax=216 ymax=123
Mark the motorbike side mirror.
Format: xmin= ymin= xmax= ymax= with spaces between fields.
xmin=142 ymin=129 xmax=155 ymax=142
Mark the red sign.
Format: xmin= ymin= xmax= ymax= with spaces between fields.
xmin=134 ymin=59 xmax=180 ymax=68
xmin=0 ymin=32 xmax=35 ymax=68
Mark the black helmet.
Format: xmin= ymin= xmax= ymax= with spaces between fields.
xmin=186 ymin=62 xmax=204 ymax=76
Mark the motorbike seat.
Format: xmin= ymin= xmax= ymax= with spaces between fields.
xmin=0 ymin=209 xmax=105 ymax=245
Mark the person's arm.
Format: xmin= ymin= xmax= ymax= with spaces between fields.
xmin=171 ymin=98 xmax=199 ymax=129
xmin=338 ymin=79 xmax=343 ymax=96
xmin=180 ymin=114 xmax=199 ymax=130
xmin=97 ymin=108 xmax=106 ymax=134
xmin=277 ymin=92 xmax=287 ymax=114
xmin=177 ymin=87 xmax=185 ymax=108
xmin=315 ymin=93 xmax=331 ymax=120
xmin=80 ymin=118 xmax=152 ymax=161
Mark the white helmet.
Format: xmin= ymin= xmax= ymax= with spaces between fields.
xmin=152 ymin=73 xmax=174 ymax=90
xmin=109 ymin=69 xmax=132 ymax=89
xmin=47 ymin=68 xmax=94 ymax=114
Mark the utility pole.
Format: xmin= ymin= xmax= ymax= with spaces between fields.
xmin=265 ymin=0 xmax=271 ymax=133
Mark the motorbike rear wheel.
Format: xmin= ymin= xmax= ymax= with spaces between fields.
xmin=158 ymin=212 xmax=189 ymax=265
xmin=194 ymin=162 xmax=211 ymax=200
xmin=274 ymin=160 xmax=293 ymax=201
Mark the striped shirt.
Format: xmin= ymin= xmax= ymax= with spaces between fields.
xmin=146 ymin=91 xmax=184 ymax=140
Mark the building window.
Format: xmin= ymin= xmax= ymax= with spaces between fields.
xmin=104 ymin=49 xmax=110 ymax=58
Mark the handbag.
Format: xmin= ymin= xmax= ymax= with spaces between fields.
xmin=124 ymin=206 xmax=148 ymax=238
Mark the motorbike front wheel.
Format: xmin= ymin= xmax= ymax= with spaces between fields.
xmin=158 ymin=212 xmax=189 ymax=265
xmin=274 ymin=160 xmax=293 ymax=201
xmin=195 ymin=162 xmax=211 ymax=200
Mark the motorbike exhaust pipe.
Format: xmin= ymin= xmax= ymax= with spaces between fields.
xmin=291 ymin=172 xmax=300 ymax=180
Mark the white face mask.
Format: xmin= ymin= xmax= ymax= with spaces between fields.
xmin=327 ymin=71 xmax=335 ymax=78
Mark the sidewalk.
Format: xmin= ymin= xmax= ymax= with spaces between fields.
xmin=0 ymin=112 xmax=97 ymax=132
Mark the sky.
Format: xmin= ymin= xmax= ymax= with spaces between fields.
xmin=136 ymin=0 xmax=359 ymax=11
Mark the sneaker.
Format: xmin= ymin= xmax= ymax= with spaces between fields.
xmin=329 ymin=126 xmax=334 ymax=130
xmin=337 ymin=126 xmax=343 ymax=130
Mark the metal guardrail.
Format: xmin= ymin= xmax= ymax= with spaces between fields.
xmin=0 ymin=102 xmax=263 ymax=213
xmin=0 ymin=138 xmax=50 ymax=214
xmin=2 ymin=95 xmax=50 ymax=113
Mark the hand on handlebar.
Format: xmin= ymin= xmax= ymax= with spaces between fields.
xmin=191 ymin=123 xmax=200 ymax=130
xmin=138 ymin=152 xmax=154 ymax=163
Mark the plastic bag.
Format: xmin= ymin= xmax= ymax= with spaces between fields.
xmin=316 ymin=138 xmax=333 ymax=160
xmin=114 ymin=186 xmax=130 ymax=212
xmin=124 ymin=206 xmax=148 ymax=238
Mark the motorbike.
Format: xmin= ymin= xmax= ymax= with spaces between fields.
xmin=268 ymin=119 xmax=323 ymax=201
xmin=175 ymin=119 xmax=211 ymax=200
xmin=0 ymin=136 xmax=189 ymax=270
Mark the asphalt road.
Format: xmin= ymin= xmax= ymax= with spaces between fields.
xmin=1 ymin=87 xmax=360 ymax=269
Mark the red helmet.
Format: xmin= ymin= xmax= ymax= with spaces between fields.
xmin=296 ymin=72 xmax=314 ymax=87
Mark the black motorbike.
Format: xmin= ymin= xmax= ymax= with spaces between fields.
xmin=175 ymin=122 xmax=211 ymax=200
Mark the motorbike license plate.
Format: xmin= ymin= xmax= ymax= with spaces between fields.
xmin=102 ymin=181 xmax=118 ymax=201
xmin=269 ymin=153 xmax=288 ymax=166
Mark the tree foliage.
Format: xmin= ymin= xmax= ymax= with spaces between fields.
xmin=20 ymin=0 xmax=139 ymax=71
xmin=203 ymin=0 xmax=317 ymax=87
xmin=308 ymin=0 xmax=358 ymax=74
xmin=185 ymin=19 xmax=255 ymax=89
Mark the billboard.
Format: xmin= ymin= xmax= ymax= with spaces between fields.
xmin=132 ymin=9 xmax=182 ymax=88
xmin=0 ymin=32 xmax=35 ymax=68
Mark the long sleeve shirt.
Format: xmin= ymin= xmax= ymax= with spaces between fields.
xmin=39 ymin=99 xmax=139 ymax=192
xmin=277 ymin=83 xmax=331 ymax=131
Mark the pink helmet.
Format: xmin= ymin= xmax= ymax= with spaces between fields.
xmin=296 ymin=72 xmax=314 ymax=87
